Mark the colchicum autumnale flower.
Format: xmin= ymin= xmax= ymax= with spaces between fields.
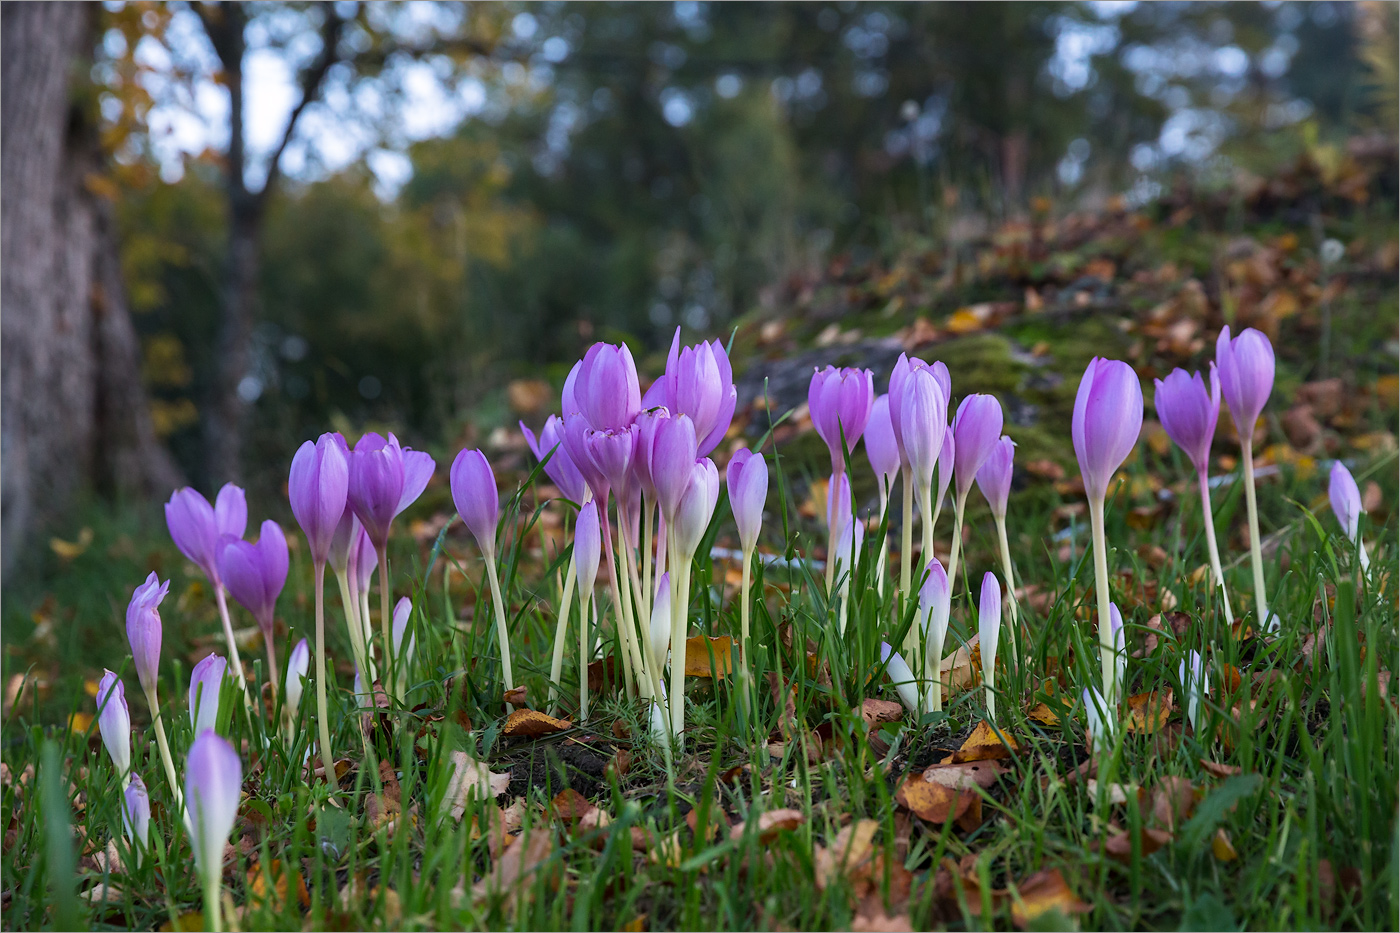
xmin=188 ymin=653 xmax=227 ymax=737
xmin=918 ymin=559 xmax=951 ymax=714
xmin=1216 ymin=326 xmax=1275 ymax=627
xmin=165 ymin=484 xmax=250 ymax=690
xmin=96 ymin=670 xmax=131 ymax=783
xmin=978 ymin=572 xmax=1003 ymax=722
xmin=947 ymin=394 xmax=1003 ymax=595
xmin=1329 ymin=460 xmax=1371 ymax=572
xmin=126 ymin=573 xmax=181 ymax=801
xmin=451 ymin=448 xmax=515 ymax=692
xmin=185 ymin=730 xmax=243 ymax=933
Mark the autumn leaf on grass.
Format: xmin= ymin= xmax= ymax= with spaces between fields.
xmin=813 ymin=819 xmax=878 ymax=891
xmin=921 ymin=759 xmax=1007 ymax=792
xmin=1008 ymin=868 xmax=1091 ymax=930
xmin=246 ymin=858 xmax=311 ymax=912
xmin=1199 ymin=758 xmax=1242 ymax=779
xmin=1102 ymin=825 xmax=1174 ymax=863
xmin=443 ymin=750 xmax=510 ymax=821
xmin=549 ymin=788 xmax=596 ymax=828
xmin=729 ymin=807 xmax=805 ymax=843
xmin=860 ymin=698 xmax=904 ymax=727
xmin=469 ymin=828 xmax=555 ymax=909
xmin=684 ymin=635 xmax=735 ymax=678
xmin=1212 ymin=828 xmax=1238 ymax=862
xmin=895 ymin=775 xmax=982 ymax=832
xmin=1026 ymin=694 xmax=1074 ymax=727
xmin=1124 ymin=690 xmax=1174 ymax=734
xmin=940 ymin=720 xmax=1019 ymax=764
xmin=1150 ymin=776 xmax=1199 ymax=830
xmin=503 ymin=709 xmax=571 ymax=738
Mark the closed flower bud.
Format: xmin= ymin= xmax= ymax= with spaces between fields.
xmin=450 ymin=448 xmax=500 ymax=556
xmin=185 ymin=730 xmax=242 ymax=884
xmin=953 ymin=395 xmax=1004 ymax=501
xmin=285 ymin=638 xmax=309 ymax=722
xmin=126 ymin=573 xmax=169 ymax=699
xmin=289 ymin=433 xmax=349 ymax=565
xmin=188 ymin=653 xmax=227 ymax=737
xmin=809 ymin=366 xmax=875 ymax=474
xmin=725 ymin=447 xmax=768 ymax=554
xmin=975 ymin=436 xmax=1016 ymax=519
xmin=1216 ymin=326 xmax=1275 ymax=439
xmin=1072 ymin=358 xmax=1143 ymax=502
xmin=1153 ymin=365 xmax=1220 ymax=476
xmin=96 ymin=670 xmax=130 ymax=782
xmin=165 ymin=485 xmax=247 ymax=584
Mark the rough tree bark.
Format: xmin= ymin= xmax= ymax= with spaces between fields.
xmin=1 ymin=1 xmax=181 ymax=580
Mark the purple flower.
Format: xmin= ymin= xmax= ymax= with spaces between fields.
xmin=574 ymin=342 xmax=642 ymax=432
xmin=350 ymin=523 xmax=377 ymax=593
xmin=289 ymin=433 xmax=349 ymax=565
xmin=1216 ymin=326 xmax=1275 ymax=439
xmin=649 ymin=413 xmax=699 ymax=522
xmin=826 ymin=472 xmax=852 ymax=539
xmin=521 ymin=415 xmax=589 ymax=504
xmin=1153 ymin=365 xmax=1220 ymax=476
xmin=584 ymin=424 xmax=637 ymax=496
xmin=392 ymin=596 xmax=415 ymax=664
xmin=919 ymin=558 xmax=951 ymax=654
xmin=630 ymin=407 xmax=671 ymax=502
xmin=1072 ymin=358 xmax=1143 ymax=502
xmin=673 ymin=458 xmax=720 ymax=558
xmin=450 ymin=448 xmax=500 ymax=556
xmin=979 ymin=572 xmax=1002 ymax=719
xmin=936 ymin=431 xmax=955 ymax=513
xmin=327 ymin=505 xmax=359 ymax=576
xmin=864 ymin=395 xmax=901 ymax=492
xmin=952 ymin=395 xmax=1004 ymax=500
xmin=808 ymin=366 xmax=875 ymax=474
xmin=642 ymin=329 xmax=738 ymax=456
xmin=122 ymin=774 xmax=150 ymax=854
xmin=574 ymin=498 xmax=602 ymax=595
xmin=975 ymin=436 xmax=1016 ymax=519
xmin=96 ymin=670 xmax=130 ymax=779
xmin=1107 ymin=602 xmax=1126 ymax=692
xmin=284 ymin=638 xmax=309 ymax=721
xmin=126 ymin=573 xmax=169 ymax=698
xmin=561 ymin=412 xmax=611 ymax=503
xmin=879 ymin=642 xmax=921 ymax=714
xmin=888 ymin=354 xmax=950 ymax=465
xmin=184 ymin=730 xmax=242 ymax=883
xmin=897 ymin=368 xmax=948 ymax=501
xmin=216 ymin=520 xmax=289 ymax=637
xmin=348 ymin=432 xmax=435 ymax=549
xmin=165 ymin=484 xmax=247 ymax=583
xmin=1329 ymin=460 xmax=1364 ymax=540
xmin=725 ymin=447 xmax=768 ymax=554
xmin=188 ymin=653 xmax=227 ymax=736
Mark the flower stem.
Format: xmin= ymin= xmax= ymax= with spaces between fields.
xmin=578 ymin=586 xmax=592 ymax=721
xmin=995 ymin=515 xmax=1020 ymax=672
xmin=483 ymin=551 xmax=515 ymax=694
xmin=548 ymin=550 xmax=578 ymax=714
xmin=1240 ymin=442 xmax=1270 ymax=626
xmin=147 ymin=702 xmax=182 ymax=810
xmin=947 ymin=490 xmax=969 ymax=597
xmin=875 ymin=485 xmax=889 ymax=599
xmin=899 ymin=467 xmax=914 ymax=602
xmin=334 ymin=570 xmax=373 ymax=689
xmin=617 ymin=516 xmax=654 ymax=700
xmin=203 ymin=872 xmax=223 ymax=933
xmin=311 ymin=561 xmax=339 ymax=795
xmin=739 ymin=551 xmax=752 ymax=717
xmin=668 ymin=528 xmax=691 ymax=748
xmin=600 ymin=514 xmax=641 ymax=700
xmin=1197 ymin=471 xmax=1235 ymax=628
xmin=213 ymin=585 xmax=251 ymax=704
xmin=1088 ymin=498 xmax=1116 ymax=706
xmin=641 ymin=501 xmax=655 ymax=624
xmin=376 ymin=546 xmax=394 ymax=699
xmin=908 ymin=481 xmax=935 ymax=661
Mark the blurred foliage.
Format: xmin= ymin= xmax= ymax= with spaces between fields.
xmin=95 ymin=1 xmax=1396 ymax=494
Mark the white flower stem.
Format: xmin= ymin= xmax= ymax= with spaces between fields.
xmin=203 ymin=872 xmax=223 ymax=933
xmin=1241 ymin=442 xmax=1269 ymax=625
xmin=906 ymin=482 xmax=935 ymax=662
xmin=875 ymin=485 xmax=889 ymax=599
xmin=334 ymin=570 xmax=373 ymax=692
xmin=375 ymin=546 xmax=395 ymax=698
xmin=924 ymin=625 xmax=946 ymax=714
xmin=213 ymin=585 xmax=251 ymax=705
xmin=668 ymin=528 xmax=692 ymax=748
xmin=578 ymin=586 xmax=592 ymax=721
xmin=899 ymin=467 xmax=914 ymax=601
xmin=599 ymin=518 xmax=638 ymax=700
xmin=995 ymin=515 xmax=1020 ymax=672
xmin=1196 ymin=471 xmax=1235 ymax=628
xmin=739 ymin=549 xmax=753 ymax=721
xmin=311 ymin=561 xmax=339 ymax=795
xmin=483 ymin=551 xmax=515 ymax=693
xmin=617 ymin=517 xmax=654 ymax=701
xmin=1088 ymin=498 xmax=1116 ymax=707
xmin=547 ymin=549 xmax=578 ymax=714
xmin=640 ymin=502 xmax=655 ymax=625
xmin=947 ymin=489 xmax=969 ymax=597
xmin=146 ymin=698 xmax=182 ymax=810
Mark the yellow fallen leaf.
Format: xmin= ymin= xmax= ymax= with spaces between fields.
xmin=50 ymin=527 xmax=93 ymax=560
xmin=1212 ymin=828 xmax=1238 ymax=862
xmin=502 ymin=709 xmax=572 ymax=738
xmin=1125 ymin=690 xmax=1174 ymax=734
xmin=941 ymin=720 xmax=1018 ymax=763
xmin=68 ymin=712 xmax=93 ymax=734
xmin=684 ymin=635 xmax=735 ymax=678
xmin=1009 ymin=868 xmax=1092 ymax=929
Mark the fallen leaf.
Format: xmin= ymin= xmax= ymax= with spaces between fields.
xmin=1199 ymin=758 xmax=1242 ymax=779
xmin=1125 ymin=690 xmax=1174 ymax=734
xmin=1086 ymin=779 xmax=1141 ymax=806
xmin=1212 ymin=828 xmax=1238 ymax=862
xmin=503 ymin=709 xmax=571 ymax=738
xmin=851 ymin=908 xmax=914 ymax=932
xmin=621 ymin=915 xmax=647 ymax=933
xmin=158 ymin=912 xmax=205 ymax=932
xmin=443 ymin=750 xmax=511 ymax=821
xmin=684 ymin=636 xmax=736 ymax=677
xmin=814 ymin=819 xmax=879 ymax=890
xmin=940 ymin=720 xmax=1018 ymax=763
xmin=729 ymin=807 xmax=805 ymax=842
xmin=1009 ymin=868 xmax=1091 ymax=930
xmin=549 ymin=788 xmax=596 ymax=827
xmin=1150 ymin=776 xmax=1198 ymax=830
xmin=470 ymin=828 xmax=554 ymax=906
xmin=860 ymin=698 xmax=904 ymax=727
xmin=1103 ymin=826 xmax=1173 ymax=863
xmin=921 ymin=759 xmax=1006 ymax=791
xmin=895 ymin=776 xmax=982 ymax=831
xmin=246 ymin=858 xmax=311 ymax=911
xmin=503 ymin=685 xmax=529 ymax=708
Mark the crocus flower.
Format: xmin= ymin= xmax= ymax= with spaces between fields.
xmin=1106 ymin=603 xmax=1126 ymax=697
xmin=189 ymin=653 xmax=227 ymax=737
xmin=647 ymin=572 xmax=673 ymax=737
xmin=284 ymin=638 xmax=309 ymax=722
xmin=809 ymin=366 xmax=875 ymax=474
xmin=123 ymin=774 xmax=150 ymax=865
xmin=673 ymin=459 xmax=720 ymax=560
xmin=1178 ymin=649 xmax=1209 ymax=733
xmin=348 ymin=432 xmax=435 ymax=549
xmin=289 ymin=433 xmax=350 ymax=565
xmin=1082 ymin=686 xmax=1115 ymax=757
xmin=1216 ymin=327 xmax=1275 ymax=628
xmin=1072 ymin=358 xmax=1143 ymax=503
xmin=899 ymin=368 xmax=948 ymax=515
xmin=826 ymin=471 xmax=853 ymax=541
xmin=126 ymin=573 xmax=169 ymax=699
xmin=880 ymin=643 xmax=921 ymax=716
xmin=574 ymin=341 xmax=642 ymax=433
xmin=975 ymin=436 xmax=1015 ymax=520
xmin=649 ymin=413 xmax=699 ymax=522
xmin=643 ymin=329 xmax=738 ymax=456
xmin=522 ymin=415 xmax=590 ymax=504
xmin=165 ymin=485 xmax=247 ymax=584
xmin=1329 ymin=460 xmax=1371 ymax=571
xmin=96 ymin=670 xmax=130 ymax=782
xmin=392 ymin=597 xmax=415 ymax=667
xmin=1154 ymin=365 xmax=1220 ymax=476
xmin=574 ymin=498 xmax=602 ymax=597
xmin=1154 ymin=365 xmax=1234 ymax=624
xmin=583 ymin=424 xmax=637 ymax=496
xmin=864 ymin=395 xmax=901 ymax=495
xmin=935 ymin=431 xmax=955 ymax=523
xmin=217 ymin=520 xmax=289 ymax=638
xmin=1073 ymin=357 xmax=1143 ymax=705
xmin=918 ymin=559 xmax=951 ymax=713
xmin=665 ymin=457 xmax=720 ymax=744
xmin=978 ymin=572 xmax=1002 ymax=722
xmin=953 ymin=396 xmax=1004 ymax=501
xmin=451 ymin=448 xmax=500 ymax=556
xmin=726 ymin=448 xmax=768 ymax=555
xmin=888 ymin=354 xmax=950 ymax=464
xmin=833 ymin=518 xmax=864 ymax=637
xmin=1216 ymin=326 xmax=1275 ymax=440
xmin=186 ymin=730 xmax=242 ymax=933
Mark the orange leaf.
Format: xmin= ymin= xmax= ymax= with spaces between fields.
xmin=729 ymin=807 xmax=805 ymax=842
xmin=1125 ymin=690 xmax=1174 ymax=734
xmin=1010 ymin=868 xmax=1091 ymax=930
xmin=549 ymin=788 xmax=595 ymax=826
xmin=920 ymin=759 xmax=1006 ymax=791
xmin=940 ymin=720 xmax=1019 ymax=763
xmin=1103 ymin=826 xmax=1173 ymax=863
xmin=895 ymin=776 xmax=982 ymax=831
xmin=1212 ymin=828 xmax=1238 ymax=862
xmin=503 ymin=709 xmax=572 ymax=738
xmin=684 ymin=635 xmax=735 ymax=678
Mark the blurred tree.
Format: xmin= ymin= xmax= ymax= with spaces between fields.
xmin=1 ymin=1 xmax=180 ymax=579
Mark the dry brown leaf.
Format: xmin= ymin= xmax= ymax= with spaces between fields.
xmin=1125 ymin=690 xmax=1174 ymax=734
xmin=246 ymin=858 xmax=310 ymax=911
xmin=895 ymin=775 xmax=981 ymax=831
xmin=443 ymin=750 xmax=511 ymax=821
xmin=470 ymin=828 xmax=554 ymax=905
xmin=684 ymin=636 xmax=736 ymax=677
xmin=814 ymin=819 xmax=879 ymax=890
xmin=1009 ymin=868 xmax=1092 ymax=930
xmin=503 ymin=709 xmax=572 ymax=738
xmin=1150 ymin=776 xmax=1198 ymax=830
xmin=1103 ymin=826 xmax=1173 ymax=863
xmin=921 ymin=759 xmax=1006 ymax=791
xmin=549 ymin=788 xmax=596 ymax=827
xmin=503 ymin=685 xmax=529 ymax=708
xmin=940 ymin=720 xmax=1019 ymax=763
xmin=729 ymin=807 xmax=806 ymax=842
xmin=860 ymin=698 xmax=904 ymax=727
xmin=1199 ymin=758 xmax=1242 ymax=779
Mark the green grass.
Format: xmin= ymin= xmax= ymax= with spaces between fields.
xmin=2 ymin=421 xmax=1396 ymax=931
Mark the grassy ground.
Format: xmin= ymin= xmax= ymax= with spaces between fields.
xmin=3 ymin=150 xmax=1398 ymax=931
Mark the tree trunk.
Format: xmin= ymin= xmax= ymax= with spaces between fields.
xmin=1 ymin=1 xmax=181 ymax=580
